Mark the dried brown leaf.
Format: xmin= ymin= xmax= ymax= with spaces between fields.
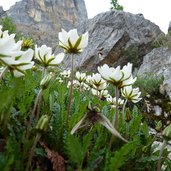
xmin=40 ymin=142 xmax=66 ymax=171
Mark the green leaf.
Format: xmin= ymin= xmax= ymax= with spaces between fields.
xmin=66 ymin=135 xmax=84 ymax=167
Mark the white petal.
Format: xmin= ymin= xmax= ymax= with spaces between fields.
xmin=58 ymin=29 xmax=69 ymax=47
xmin=122 ymin=63 xmax=132 ymax=80
xmin=78 ymin=32 xmax=88 ymax=49
xmin=18 ymin=62 xmax=34 ymax=70
xmin=68 ymin=29 xmax=79 ymax=46
xmin=19 ymin=49 xmax=34 ymax=62
xmin=50 ymin=53 xmax=65 ymax=65
xmin=13 ymin=70 xmax=25 ymax=77
xmin=98 ymin=64 xmax=110 ymax=80
xmin=112 ymin=66 xmax=122 ymax=81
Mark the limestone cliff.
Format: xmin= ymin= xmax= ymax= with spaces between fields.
xmin=6 ymin=0 xmax=88 ymax=48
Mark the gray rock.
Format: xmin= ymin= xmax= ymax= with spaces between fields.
xmin=168 ymin=21 xmax=171 ymax=33
xmin=0 ymin=6 xmax=4 ymax=16
xmin=61 ymin=10 xmax=163 ymax=71
xmin=138 ymin=48 xmax=171 ymax=100
xmin=6 ymin=0 xmax=88 ymax=48
xmin=153 ymin=105 xmax=162 ymax=116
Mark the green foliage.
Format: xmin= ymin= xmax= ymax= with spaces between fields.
xmin=151 ymin=33 xmax=171 ymax=49
xmin=66 ymin=134 xmax=92 ymax=169
xmin=110 ymin=0 xmax=124 ymax=11
xmin=0 ymin=17 xmax=16 ymax=34
xmin=135 ymin=74 xmax=163 ymax=97
xmin=0 ymin=69 xmax=170 ymax=171
xmin=121 ymin=46 xmax=140 ymax=68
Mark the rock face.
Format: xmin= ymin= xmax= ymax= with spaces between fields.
xmin=0 ymin=6 xmax=4 ymax=15
xmin=62 ymin=10 xmax=163 ymax=71
xmin=138 ymin=48 xmax=171 ymax=100
xmin=168 ymin=21 xmax=171 ymax=33
xmin=6 ymin=0 xmax=87 ymax=48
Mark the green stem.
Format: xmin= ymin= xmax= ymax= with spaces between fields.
xmin=122 ymin=99 xmax=127 ymax=125
xmin=26 ymin=89 xmax=43 ymax=141
xmin=42 ymin=67 xmax=47 ymax=79
xmin=0 ymin=66 xmax=8 ymax=82
xmin=66 ymin=54 xmax=74 ymax=129
xmin=26 ymin=133 xmax=41 ymax=171
xmin=126 ymin=122 xmax=129 ymax=139
xmin=32 ymin=89 xmax=43 ymax=117
xmin=157 ymin=139 xmax=167 ymax=171
xmin=114 ymin=87 xmax=119 ymax=129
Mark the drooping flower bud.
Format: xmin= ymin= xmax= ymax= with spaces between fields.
xmin=40 ymin=73 xmax=53 ymax=89
xmin=36 ymin=115 xmax=49 ymax=132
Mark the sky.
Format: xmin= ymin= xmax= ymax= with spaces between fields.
xmin=0 ymin=0 xmax=171 ymax=33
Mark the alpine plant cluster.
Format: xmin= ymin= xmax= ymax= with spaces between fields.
xmin=0 ymin=26 xmax=141 ymax=142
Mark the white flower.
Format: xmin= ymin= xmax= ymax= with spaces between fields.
xmin=0 ymin=27 xmax=34 ymax=77
xmin=91 ymin=89 xmax=109 ymax=99
xmin=98 ymin=63 xmax=136 ymax=88
xmin=98 ymin=64 xmax=123 ymax=86
xmin=56 ymin=77 xmax=63 ymax=83
xmin=106 ymin=95 xmax=124 ymax=108
xmin=0 ymin=29 xmax=23 ymax=57
xmin=58 ymin=29 xmax=88 ymax=53
xmin=35 ymin=45 xmax=64 ymax=67
xmin=67 ymin=80 xmax=90 ymax=91
xmin=121 ymin=86 xmax=142 ymax=103
xmin=1 ymin=49 xmax=34 ymax=77
xmin=75 ymin=71 xmax=86 ymax=82
xmin=89 ymin=73 xmax=107 ymax=90
xmin=60 ymin=70 xmax=71 ymax=78
xmin=86 ymin=75 xmax=92 ymax=84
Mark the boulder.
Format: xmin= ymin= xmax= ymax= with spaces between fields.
xmin=168 ymin=20 xmax=171 ymax=33
xmin=6 ymin=0 xmax=88 ymax=48
xmin=0 ymin=6 xmax=4 ymax=16
xmin=61 ymin=10 xmax=163 ymax=71
xmin=138 ymin=47 xmax=171 ymax=100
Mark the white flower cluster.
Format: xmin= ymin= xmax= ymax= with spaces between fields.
xmin=0 ymin=26 xmax=34 ymax=77
xmin=98 ymin=63 xmax=141 ymax=104
xmin=0 ymin=26 xmax=66 ymax=78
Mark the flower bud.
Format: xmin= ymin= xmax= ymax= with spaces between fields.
xmin=162 ymin=124 xmax=171 ymax=140
xmin=36 ymin=115 xmax=49 ymax=132
xmin=32 ymin=65 xmax=38 ymax=71
xmin=40 ymin=73 xmax=53 ymax=89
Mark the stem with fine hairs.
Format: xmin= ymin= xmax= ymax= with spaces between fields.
xmin=66 ymin=54 xmax=74 ymax=129
xmin=122 ymin=99 xmax=128 ymax=125
xmin=114 ymin=87 xmax=119 ymax=129
xmin=25 ymin=133 xmax=41 ymax=171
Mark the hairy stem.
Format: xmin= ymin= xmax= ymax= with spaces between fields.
xmin=32 ymin=89 xmax=43 ymax=117
xmin=66 ymin=54 xmax=74 ymax=129
xmin=42 ymin=67 xmax=47 ymax=79
xmin=114 ymin=87 xmax=119 ymax=129
xmin=26 ymin=133 xmax=41 ymax=171
xmin=122 ymin=99 xmax=127 ymax=125
xmin=126 ymin=122 xmax=129 ymax=139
